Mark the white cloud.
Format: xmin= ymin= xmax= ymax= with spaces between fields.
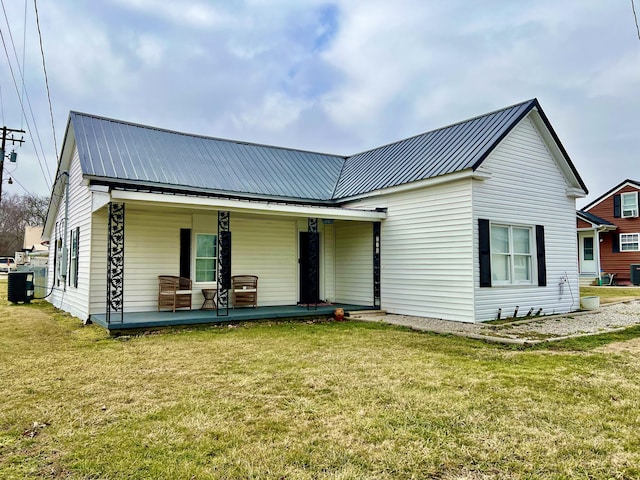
xmin=586 ymin=51 xmax=640 ymax=99
xmin=235 ymin=92 xmax=312 ymax=131
xmin=134 ymin=35 xmax=165 ymax=67
xmin=108 ymin=0 xmax=229 ymax=28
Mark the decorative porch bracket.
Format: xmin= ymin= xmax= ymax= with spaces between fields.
xmin=373 ymin=222 xmax=381 ymax=309
xmin=307 ymin=217 xmax=320 ymax=310
xmin=106 ymin=202 xmax=125 ymax=324
xmin=217 ymin=211 xmax=231 ymax=316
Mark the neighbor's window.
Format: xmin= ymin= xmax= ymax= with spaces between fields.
xmin=195 ymin=233 xmax=217 ymax=282
xmin=620 ymin=233 xmax=640 ymax=252
xmin=583 ymin=237 xmax=594 ymax=260
xmin=491 ymin=224 xmax=533 ymax=285
xmin=622 ymin=192 xmax=639 ymax=218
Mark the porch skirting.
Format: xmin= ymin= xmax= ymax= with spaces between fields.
xmin=90 ymin=303 xmax=373 ymax=331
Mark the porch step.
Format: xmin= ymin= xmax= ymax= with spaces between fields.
xmin=579 ymin=275 xmax=598 ymax=287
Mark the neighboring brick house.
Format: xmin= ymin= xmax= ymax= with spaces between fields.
xmin=577 ymin=179 xmax=640 ymax=285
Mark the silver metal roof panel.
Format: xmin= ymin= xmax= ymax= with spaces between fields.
xmin=68 ymin=98 xmax=586 ymax=203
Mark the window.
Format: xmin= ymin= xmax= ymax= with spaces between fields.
xmin=195 ymin=234 xmax=217 ymax=282
xmin=620 ymin=233 xmax=640 ymax=252
xmin=622 ymin=192 xmax=639 ymax=218
xmin=55 ymin=237 xmax=63 ymax=286
xmin=69 ymin=227 xmax=79 ymax=288
xmin=583 ymin=237 xmax=594 ymax=260
xmin=490 ymin=224 xmax=533 ymax=285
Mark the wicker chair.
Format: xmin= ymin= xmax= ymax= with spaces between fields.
xmin=158 ymin=275 xmax=192 ymax=312
xmin=231 ymin=275 xmax=258 ymax=308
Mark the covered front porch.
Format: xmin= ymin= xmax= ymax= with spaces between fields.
xmin=90 ymin=188 xmax=386 ymax=330
xmin=90 ymin=303 xmax=373 ymax=331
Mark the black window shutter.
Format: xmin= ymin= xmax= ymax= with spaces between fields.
xmin=74 ymin=227 xmax=80 ymax=288
xmin=612 ymin=234 xmax=619 ymax=253
xmin=219 ymin=231 xmax=232 ymax=290
xmin=179 ymin=229 xmax=191 ymax=278
xmin=613 ymin=194 xmax=621 ymax=218
xmin=479 ymin=219 xmax=491 ymax=287
xmin=68 ymin=231 xmax=73 ymax=285
xmin=536 ymin=225 xmax=546 ymax=286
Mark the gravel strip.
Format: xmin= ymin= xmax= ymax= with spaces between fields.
xmin=352 ymin=300 xmax=640 ymax=344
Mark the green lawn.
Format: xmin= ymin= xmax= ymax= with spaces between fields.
xmin=580 ymin=286 xmax=640 ymax=303
xmin=1 ymin=282 xmax=640 ymax=478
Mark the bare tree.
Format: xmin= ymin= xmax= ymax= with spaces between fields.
xmin=0 ymin=193 xmax=49 ymax=256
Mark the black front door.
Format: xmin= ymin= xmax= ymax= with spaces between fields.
xmin=299 ymin=232 xmax=320 ymax=304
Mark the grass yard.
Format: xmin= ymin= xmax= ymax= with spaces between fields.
xmin=1 ymin=282 xmax=640 ymax=479
xmin=580 ymin=286 xmax=640 ymax=304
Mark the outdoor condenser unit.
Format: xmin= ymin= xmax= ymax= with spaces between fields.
xmin=7 ymin=271 xmax=35 ymax=304
xmin=631 ymin=264 xmax=640 ymax=286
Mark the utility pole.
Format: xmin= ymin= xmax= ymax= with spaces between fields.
xmin=0 ymin=126 xmax=26 ymax=203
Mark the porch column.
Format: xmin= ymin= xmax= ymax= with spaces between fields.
xmin=106 ymin=202 xmax=125 ymax=325
xmin=307 ymin=217 xmax=320 ymax=310
xmin=217 ymin=211 xmax=231 ymax=316
xmin=373 ymin=222 xmax=381 ymax=308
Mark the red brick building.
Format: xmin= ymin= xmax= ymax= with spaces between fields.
xmin=577 ymin=179 xmax=640 ymax=285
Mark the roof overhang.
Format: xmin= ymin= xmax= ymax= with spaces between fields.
xmin=105 ymin=188 xmax=387 ymax=221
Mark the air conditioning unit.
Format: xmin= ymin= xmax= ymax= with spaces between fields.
xmin=631 ymin=264 xmax=640 ymax=286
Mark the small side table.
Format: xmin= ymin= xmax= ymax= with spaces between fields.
xmin=201 ymin=288 xmax=218 ymax=310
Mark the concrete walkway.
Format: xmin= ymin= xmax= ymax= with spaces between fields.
xmin=351 ymin=300 xmax=640 ymax=345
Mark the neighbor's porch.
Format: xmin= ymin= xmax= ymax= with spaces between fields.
xmin=89 ymin=190 xmax=386 ymax=329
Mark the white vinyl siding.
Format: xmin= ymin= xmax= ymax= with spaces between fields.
xmin=473 ymin=116 xmax=579 ymax=321
xmin=323 ymin=222 xmax=336 ymax=303
xmin=90 ymin=209 xmax=193 ymax=314
xmin=232 ymin=216 xmax=297 ymax=306
xmin=334 ymin=221 xmax=373 ymax=305
xmin=48 ymin=148 xmax=92 ymax=321
xmin=344 ymin=179 xmax=475 ymax=322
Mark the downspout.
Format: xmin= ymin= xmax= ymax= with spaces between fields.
xmin=61 ymin=171 xmax=70 ymax=291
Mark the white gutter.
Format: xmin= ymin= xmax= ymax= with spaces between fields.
xmin=109 ymin=189 xmax=387 ymax=221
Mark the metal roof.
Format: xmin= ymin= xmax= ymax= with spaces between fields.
xmin=68 ymin=98 xmax=584 ymax=203
xmin=71 ymin=112 xmax=346 ymax=202
xmin=332 ymin=99 xmax=537 ymax=198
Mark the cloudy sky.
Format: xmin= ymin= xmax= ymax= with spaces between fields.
xmin=0 ymin=0 xmax=638 ymax=207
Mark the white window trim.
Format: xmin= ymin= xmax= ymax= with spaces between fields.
xmin=620 ymin=233 xmax=640 ymax=252
xmin=621 ymin=192 xmax=639 ymax=218
xmin=194 ymin=233 xmax=218 ymax=284
xmin=490 ymin=223 xmax=535 ymax=286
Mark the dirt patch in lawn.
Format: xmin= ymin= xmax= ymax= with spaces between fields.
xmin=594 ymin=336 xmax=640 ymax=354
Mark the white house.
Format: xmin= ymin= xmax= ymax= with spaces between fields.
xmin=42 ymin=99 xmax=587 ymax=329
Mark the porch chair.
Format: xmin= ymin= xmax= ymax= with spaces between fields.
xmin=231 ymin=275 xmax=258 ymax=308
xmin=158 ymin=275 xmax=193 ymax=312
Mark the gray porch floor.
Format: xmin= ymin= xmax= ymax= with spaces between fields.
xmin=90 ymin=303 xmax=373 ymax=331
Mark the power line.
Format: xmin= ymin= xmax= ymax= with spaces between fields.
xmin=33 ymin=0 xmax=57 ymax=160
xmin=633 ymin=0 xmax=640 ymax=40
xmin=20 ymin=0 xmax=27 ymax=130
xmin=0 ymin=1 xmax=53 ymax=188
